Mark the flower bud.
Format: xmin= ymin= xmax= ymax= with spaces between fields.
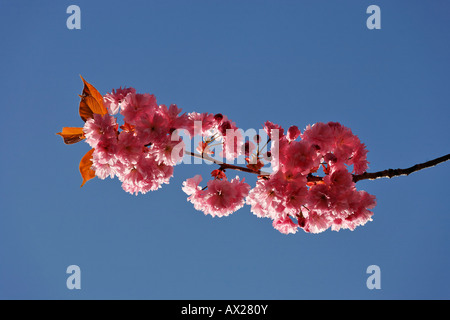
xmin=287 ymin=125 xmax=300 ymax=141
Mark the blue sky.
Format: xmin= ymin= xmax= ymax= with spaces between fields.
xmin=0 ymin=0 xmax=449 ymax=299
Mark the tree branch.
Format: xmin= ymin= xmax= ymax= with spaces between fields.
xmin=185 ymin=151 xmax=450 ymax=183
xmin=352 ymin=153 xmax=450 ymax=182
xmin=184 ymin=150 xmax=270 ymax=175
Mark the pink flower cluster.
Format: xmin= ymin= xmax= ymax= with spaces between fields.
xmin=83 ymin=87 xmax=245 ymax=195
xmin=82 ymin=86 xmax=376 ymax=235
xmin=246 ymin=121 xmax=376 ymax=234
xmin=84 ymin=88 xmax=185 ymax=195
xmin=182 ymin=175 xmax=250 ymax=217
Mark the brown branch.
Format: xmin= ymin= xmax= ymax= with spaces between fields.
xmin=184 ymin=150 xmax=270 ymax=175
xmin=218 ymin=163 xmax=263 ymax=175
xmin=352 ymin=153 xmax=450 ymax=182
xmin=185 ymin=151 xmax=450 ymax=184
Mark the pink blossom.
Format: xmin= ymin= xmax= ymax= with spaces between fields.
xmin=182 ymin=175 xmax=205 ymax=212
xmin=286 ymin=125 xmax=301 ymax=142
xmin=300 ymin=210 xmax=332 ymax=234
xmin=283 ymin=179 xmax=308 ymax=215
xmin=103 ymin=87 xmax=136 ymax=115
xmin=278 ymin=140 xmax=319 ymax=175
xmin=307 ymin=184 xmax=332 ymax=212
xmin=263 ymin=121 xmax=284 ymax=139
xmin=323 ymin=152 xmax=338 ymax=164
xmin=323 ymin=167 xmax=354 ymax=189
xmin=301 ymin=121 xmax=370 ymax=174
xmin=188 ymin=112 xmax=216 ymax=136
xmin=151 ymin=135 xmax=185 ymax=166
xmin=183 ymin=176 xmax=250 ymax=217
xmin=159 ymin=104 xmax=191 ymax=133
xmin=245 ymin=171 xmax=306 ymax=220
xmin=182 ymin=174 xmax=203 ymax=196
xmin=348 ymin=142 xmax=369 ymax=174
xmin=83 ymin=113 xmax=118 ymax=149
xmin=328 ymin=122 xmax=361 ymax=162
xmin=119 ymin=154 xmax=173 ymax=195
xmin=246 ymin=175 xmax=286 ymax=220
xmin=301 ymin=122 xmax=334 ymax=152
xmin=121 ymin=92 xmax=158 ymax=125
xmin=205 ymin=177 xmax=250 ymax=217
xmin=222 ymin=129 xmax=244 ymax=161
xmin=331 ymin=191 xmax=376 ymax=231
xmin=218 ymin=120 xmax=233 ymax=136
xmin=91 ymin=146 xmax=120 ymax=180
xmin=135 ymin=112 xmax=170 ymax=146
xmin=153 ymin=160 xmax=175 ymax=187
xmin=272 ymin=216 xmax=298 ymax=234
xmin=115 ymin=131 xmax=143 ymax=165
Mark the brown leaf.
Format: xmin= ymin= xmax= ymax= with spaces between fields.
xmin=79 ymin=75 xmax=107 ymax=122
xmin=56 ymin=127 xmax=85 ymax=144
xmin=79 ymin=148 xmax=96 ymax=187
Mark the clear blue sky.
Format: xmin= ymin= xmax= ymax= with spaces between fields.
xmin=0 ymin=0 xmax=449 ymax=299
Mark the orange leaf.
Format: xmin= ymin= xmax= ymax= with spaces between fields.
xmin=56 ymin=127 xmax=85 ymax=144
xmin=79 ymin=75 xmax=107 ymax=122
xmin=211 ymin=169 xmax=227 ymax=180
xmin=79 ymin=148 xmax=96 ymax=187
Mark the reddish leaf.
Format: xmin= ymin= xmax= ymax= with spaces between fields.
xmin=120 ymin=122 xmax=135 ymax=133
xmin=79 ymin=148 xmax=96 ymax=187
xmin=79 ymin=75 xmax=107 ymax=122
xmin=211 ymin=169 xmax=227 ymax=180
xmin=56 ymin=127 xmax=85 ymax=144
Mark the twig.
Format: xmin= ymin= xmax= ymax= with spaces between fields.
xmin=352 ymin=153 xmax=450 ymax=182
xmin=185 ymin=151 xmax=450 ymax=183
xmin=184 ymin=150 xmax=270 ymax=175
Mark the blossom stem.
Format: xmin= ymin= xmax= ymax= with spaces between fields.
xmin=258 ymin=138 xmax=271 ymax=154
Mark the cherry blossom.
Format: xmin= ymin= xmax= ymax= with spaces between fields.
xmin=59 ymin=80 xmax=391 ymax=236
